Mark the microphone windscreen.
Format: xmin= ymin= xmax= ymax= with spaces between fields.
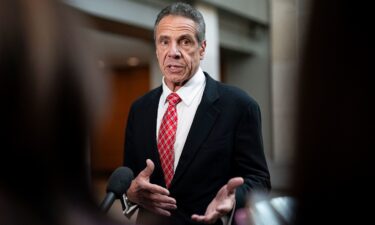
xmin=106 ymin=166 xmax=134 ymax=198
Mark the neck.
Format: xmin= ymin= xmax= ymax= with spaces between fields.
xmin=167 ymin=80 xmax=188 ymax=92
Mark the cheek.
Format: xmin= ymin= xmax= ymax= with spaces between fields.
xmin=185 ymin=50 xmax=196 ymax=63
xmin=156 ymin=49 xmax=161 ymax=58
xmin=191 ymin=53 xmax=201 ymax=64
xmin=156 ymin=51 xmax=165 ymax=64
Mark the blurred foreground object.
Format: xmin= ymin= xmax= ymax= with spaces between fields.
xmin=0 ymin=0 xmax=129 ymax=225
xmin=235 ymin=193 xmax=296 ymax=225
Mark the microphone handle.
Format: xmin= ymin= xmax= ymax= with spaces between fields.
xmin=99 ymin=192 xmax=116 ymax=213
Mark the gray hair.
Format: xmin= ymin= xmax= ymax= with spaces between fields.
xmin=154 ymin=2 xmax=206 ymax=45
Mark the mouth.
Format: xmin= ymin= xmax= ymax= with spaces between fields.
xmin=166 ymin=64 xmax=184 ymax=73
xmin=167 ymin=64 xmax=182 ymax=68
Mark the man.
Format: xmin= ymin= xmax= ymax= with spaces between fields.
xmin=123 ymin=2 xmax=270 ymax=225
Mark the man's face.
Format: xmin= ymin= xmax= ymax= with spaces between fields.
xmin=155 ymin=15 xmax=206 ymax=91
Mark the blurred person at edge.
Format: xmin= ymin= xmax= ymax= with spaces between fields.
xmin=291 ymin=0 xmax=373 ymax=225
xmin=122 ymin=2 xmax=271 ymax=225
xmin=0 ymin=1 xmax=128 ymax=225
xmin=234 ymin=1 xmax=373 ymax=225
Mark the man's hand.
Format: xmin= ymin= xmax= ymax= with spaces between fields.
xmin=126 ymin=159 xmax=177 ymax=216
xmin=191 ymin=177 xmax=244 ymax=224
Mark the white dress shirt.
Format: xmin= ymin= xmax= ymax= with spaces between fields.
xmin=156 ymin=67 xmax=206 ymax=171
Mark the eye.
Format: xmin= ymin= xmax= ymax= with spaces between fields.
xmin=181 ymin=38 xmax=191 ymax=46
xmin=159 ymin=39 xmax=169 ymax=46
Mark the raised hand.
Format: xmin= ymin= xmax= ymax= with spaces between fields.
xmin=191 ymin=177 xmax=244 ymax=224
xmin=126 ymin=159 xmax=177 ymax=216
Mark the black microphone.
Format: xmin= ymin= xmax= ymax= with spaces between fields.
xmin=99 ymin=166 xmax=134 ymax=213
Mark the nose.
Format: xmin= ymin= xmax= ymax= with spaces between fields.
xmin=168 ymin=43 xmax=181 ymax=59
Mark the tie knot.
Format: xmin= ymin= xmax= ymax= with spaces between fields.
xmin=167 ymin=93 xmax=181 ymax=106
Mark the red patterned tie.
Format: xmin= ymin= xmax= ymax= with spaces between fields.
xmin=158 ymin=93 xmax=181 ymax=188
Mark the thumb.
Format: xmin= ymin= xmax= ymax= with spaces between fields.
xmin=139 ymin=159 xmax=155 ymax=178
xmin=226 ymin=177 xmax=244 ymax=194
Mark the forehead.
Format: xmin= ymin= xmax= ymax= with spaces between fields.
xmin=156 ymin=15 xmax=197 ymax=37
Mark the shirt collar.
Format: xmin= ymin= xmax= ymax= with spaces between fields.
xmin=161 ymin=67 xmax=206 ymax=106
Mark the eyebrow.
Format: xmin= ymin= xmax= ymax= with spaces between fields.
xmin=158 ymin=35 xmax=170 ymax=41
xmin=158 ymin=33 xmax=194 ymax=40
xmin=179 ymin=34 xmax=194 ymax=40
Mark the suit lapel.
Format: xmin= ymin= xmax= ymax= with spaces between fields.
xmin=171 ymin=73 xmax=220 ymax=187
xmin=143 ymin=87 xmax=165 ymax=182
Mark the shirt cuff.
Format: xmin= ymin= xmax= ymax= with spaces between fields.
xmin=121 ymin=194 xmax=138 ymax=218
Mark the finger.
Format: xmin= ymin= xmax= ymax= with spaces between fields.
xmin=139 ymin=159 xmax=155 ymax=178
xmin=191 ymin=214 xmax=205 ymax=222
xmin=216 ymin=203 xmax=232 ymax=214
xmin=139 ymin=193 xmax=177 ymax=211
xmin=191 ymin=213 xmax=218 ymax=224
xmin=226 ymin=177 xmax=244 ymax=193
xmin=140 ymin=191 xmax=176 ymax=205
xmin=150 ymin=201 xmax=177 ymax=210
xmin=148 ymin=192 xmax=176 ymax=204
xmin=160 ymin=202 xmax=177 ymax=210
xmin=140 ymin=197 xmax=176 ymax=210
xmin=191 ymin=214 xmax=204 ymax=222
xmin=143 ymin=205 xmax=172 ymax=217
xmin=143 ymin=182 xmax=171 ymax=196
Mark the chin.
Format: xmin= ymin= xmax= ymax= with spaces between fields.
xmin=166 ymin=74 xmax=183 ymax=82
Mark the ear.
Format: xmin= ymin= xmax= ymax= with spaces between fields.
xmin=199 ymin=40 xmax=206 ymax=60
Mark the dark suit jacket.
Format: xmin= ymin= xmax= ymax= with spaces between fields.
xmin=124 ymin=72 xmax=271 ymax=225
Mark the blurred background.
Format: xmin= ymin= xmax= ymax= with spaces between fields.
xmin=62 ymin=0 xmax=312 ymax=222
